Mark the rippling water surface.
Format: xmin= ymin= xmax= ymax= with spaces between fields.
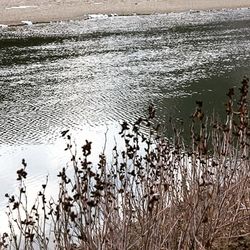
xmin=0 ymin=9 xmax=250 ymax=227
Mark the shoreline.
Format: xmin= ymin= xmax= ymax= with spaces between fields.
xmin=0 ymin=0 xmax=250 ymax=26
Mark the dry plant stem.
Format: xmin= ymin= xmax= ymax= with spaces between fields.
xmin=1 ymin=78 xmax=249 ymax=249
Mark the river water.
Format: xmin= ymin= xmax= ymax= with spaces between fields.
xmin=0 ymin=8 xmax=250 ymax=229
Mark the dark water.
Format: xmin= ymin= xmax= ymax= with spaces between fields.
xmin=0 ymin=9 xmax=250 ymax=228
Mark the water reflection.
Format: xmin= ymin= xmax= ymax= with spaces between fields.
xmin=0 ymin=123 xmax=122 ymax=231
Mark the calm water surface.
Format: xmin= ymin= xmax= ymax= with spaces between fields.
xmin=0 ymin=9 xmax=250 ymax=229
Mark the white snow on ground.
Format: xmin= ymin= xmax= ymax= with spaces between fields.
xmin=21 ymin=20 xmax=33 ymax=25
xmin=6 ymin=5 xmax=38 ymax=10
xmin=0 ymin=24 xmax=8 ymax=28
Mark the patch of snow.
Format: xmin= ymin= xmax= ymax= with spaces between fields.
xmin=88 ymin=14 xmax=109 ymax=19
xmin=21 ymin=20 xmax=33 ymax=26
xmin=0 ymin=24 xmax=8 ymax=28
xmin=6 ymin=5 xmax=37 ymax=10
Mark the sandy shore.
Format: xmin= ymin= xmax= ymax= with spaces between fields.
xmin=0 ymin=0 xmax=250 ymax=26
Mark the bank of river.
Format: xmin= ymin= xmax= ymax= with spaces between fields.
xmin=1 ymin=0 xmax=250 ymax=26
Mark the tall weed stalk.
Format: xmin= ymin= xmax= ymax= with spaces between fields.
xmin=0 ymin=78 xmax=249 ymax=250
